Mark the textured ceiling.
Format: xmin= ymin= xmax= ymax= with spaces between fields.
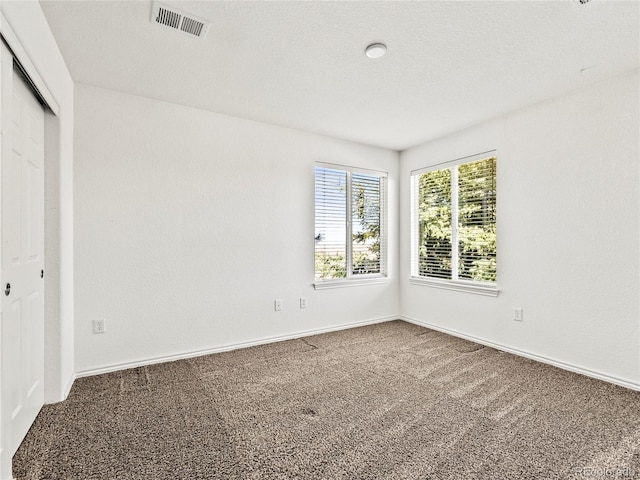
xmin=39 ymin=0 xmax=639 ymax=151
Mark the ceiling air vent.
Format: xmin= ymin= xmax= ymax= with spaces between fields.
xmin=151 ymin=1 xmax=210 ymax=39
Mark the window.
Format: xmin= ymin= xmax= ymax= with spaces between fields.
xmin=314 ymin=164 xmax=387 ymax=288
xmin=411 ymin=152 xmax=497 ymax=296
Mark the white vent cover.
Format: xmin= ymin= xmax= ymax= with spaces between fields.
xmin=151 ymin=1 xmax=210 ymax=39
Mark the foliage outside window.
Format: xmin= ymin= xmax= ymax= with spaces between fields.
xmin=314 ymin=165 xmax=386 ymax=285
xmin=411 ymin=154 xmax=497 ymax=292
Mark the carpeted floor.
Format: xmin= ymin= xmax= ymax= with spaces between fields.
xmin=13 ymin=320 xmax=640 ymax=479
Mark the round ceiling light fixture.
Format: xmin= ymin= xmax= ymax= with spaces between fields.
xmin=365 ymin=43 xmax=387 ymax=59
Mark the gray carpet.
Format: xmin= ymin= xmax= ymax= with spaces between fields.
xmin=13 ymin=320 xmax=640 ymax=479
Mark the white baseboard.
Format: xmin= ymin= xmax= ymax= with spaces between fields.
xmin=62 ymin=371 xmax=76 ymax=399
xmin=70 ymin=314 xmax=640 ymax=393
xmin=75 ymin=315 xmax=397 ymax=379
xmin=44 ymin=371 xmax=78 ymax=405
xmin=401 ymin=315 xmax=640 ymax=392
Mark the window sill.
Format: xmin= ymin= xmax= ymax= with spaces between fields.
xmin=409 ymin=276 xmax=499 ymax=297
xmin=314 ymin=276 xmax=390 ymax=290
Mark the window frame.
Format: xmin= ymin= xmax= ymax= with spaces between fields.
xmin=314 ymin=162 xmax=389 ymax=290
xmin=410 ymin=151 xmax=498 ymax=297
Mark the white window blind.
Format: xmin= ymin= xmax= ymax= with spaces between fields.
xmin=315 ymin=167 xmax=347 ymax=279
xmin=411 ymin=153 xmax=497 ymax=289
xmin=457 ymin=156 xmax=497 ymax=282
xmin=315 ymin=165 xmax=387 ymax=283
xmin=414 ymin=166 xmax=453 ymax=279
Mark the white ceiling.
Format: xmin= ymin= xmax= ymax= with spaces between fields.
xmin=39 ymin=0 xmax=639 ymax=151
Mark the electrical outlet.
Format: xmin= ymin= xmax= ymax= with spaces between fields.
xmin=513 ymin=308 xmax=523 ymax=322
xmin=93 ymin=318 xmax=106 ymax=334
xmin=274 ymin=299 xmax=282 ymax=312
xmin=300 ymin=297 xmax=307 ymax=309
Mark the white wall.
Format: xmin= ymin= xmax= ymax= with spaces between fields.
xmin=74 ymin=84 xmax=399 ymax=373
xmin=0 ymin=1 xmax=75 ymax=404
xmin=400 ymin=70 xmax=640 ymax=388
